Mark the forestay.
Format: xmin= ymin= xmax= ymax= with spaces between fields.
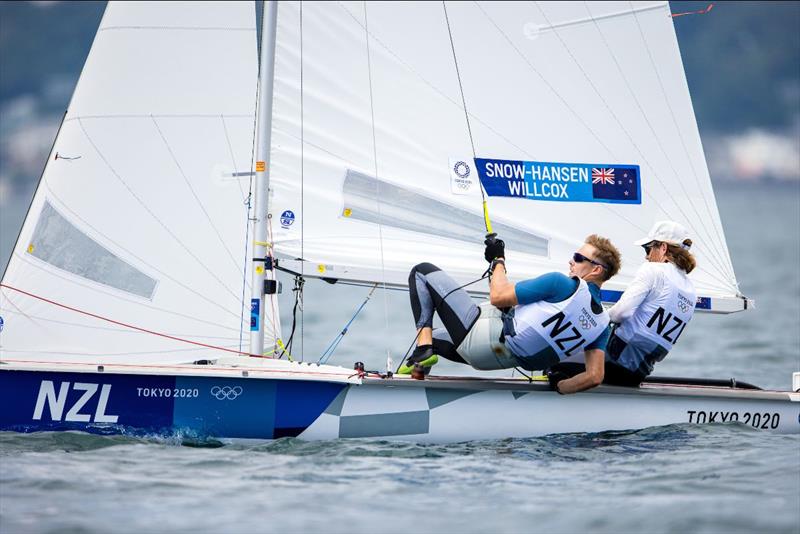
xmin=0 ymin=1 xmax=281 ymax=364
xmin=268 ymin=1 xmax=746 ymax=313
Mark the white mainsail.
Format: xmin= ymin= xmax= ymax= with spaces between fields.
xmin=268 ymin=1 xmax=745 ymax=313
xmin=0 ymin=1 xmax=281 ymax=364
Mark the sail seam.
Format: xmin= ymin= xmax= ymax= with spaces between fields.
xmin=629 ymin=2 xmax=737 ymax=285
xmin=151 ymin=116 xmax=244 ymax=279
xmin=40 ymin=184 xmax=244 ymax=321
xmin=4 ymin=257 xmax=243 ymax=332
xmin=333 ymin=1 xmax=534 ymax=168
xmin=472 ymin=2 xmax=738 ymax=290
xmin=76 ymin=118 xmax=244 ymax=303
xmin=220 ymin=115 xmax=249 ymax=206
xmin=582 ymin=1 xmax=736 ymax=282
xmin=530 ymin=1 xmax=737 ymax=290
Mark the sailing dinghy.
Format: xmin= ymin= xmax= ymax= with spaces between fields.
xmin=1 ymin=1 xmax=798 ymax=442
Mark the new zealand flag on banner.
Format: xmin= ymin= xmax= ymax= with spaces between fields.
xmin=591 ymin=166 xmax=640 ymax=202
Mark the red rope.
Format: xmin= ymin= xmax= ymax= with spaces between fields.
xmin=671 ymin=3 xmax=714 ymax=18
xmin=0 ymin=283 xmax=268 ymax=359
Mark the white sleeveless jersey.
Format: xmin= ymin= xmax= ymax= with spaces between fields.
xmin=615 ymin=263 xmax=696 ymax=352
xmin=506 ymin=278 xmax=610 ymax=360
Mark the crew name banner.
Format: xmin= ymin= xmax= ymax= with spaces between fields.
xmin=472 ymin=158 xmax=641 ymax=204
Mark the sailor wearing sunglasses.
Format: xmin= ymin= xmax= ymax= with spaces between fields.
xmin=401 ymin=233 xmax=621 ymax=395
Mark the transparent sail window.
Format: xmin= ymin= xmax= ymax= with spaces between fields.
xmin=342 ymin=169 xmax=549 ymax=257
xmin=27 ymin=201 xmax=157 ymax=299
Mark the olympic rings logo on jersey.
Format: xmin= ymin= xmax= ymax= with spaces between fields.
xmin=677 ymin=300 xmax=690 ymax=313
xmin=210 ymin=386 xmax=243 ymax=400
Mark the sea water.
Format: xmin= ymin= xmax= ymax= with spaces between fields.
xmin=1 ymin=183 xmax=799 ymax=533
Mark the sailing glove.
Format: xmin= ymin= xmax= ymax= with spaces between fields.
xmin=483 ymin=235 xmax=505 ymax=263
xmin=546 ymin=369 xmax=569 ymax=394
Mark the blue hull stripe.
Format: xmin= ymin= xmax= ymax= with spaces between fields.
xmin=0 ymin=370 xmax=344 ymax=439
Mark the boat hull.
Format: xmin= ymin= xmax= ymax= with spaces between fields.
xmin=1 ymin=365 xmax=798 ymax=442
xmin=0 ymin=369 xmax=345 ymax=440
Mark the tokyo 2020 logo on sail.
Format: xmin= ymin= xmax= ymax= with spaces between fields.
xmin=210 ymin=386 xmax=243 ymax=400
xmin=453 ymin=161 xmax=470 ymax=179
xmin=450 ymin=160 xmax=474 ymax=194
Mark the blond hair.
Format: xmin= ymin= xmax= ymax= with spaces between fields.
xmin=666 ymin=239 xmax=696 ymax=274
xmin=585 ymin=234 xmax=621 ymax=281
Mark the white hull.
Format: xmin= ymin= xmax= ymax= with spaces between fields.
xmin=1 ymin=359 xmax=797 ymax=442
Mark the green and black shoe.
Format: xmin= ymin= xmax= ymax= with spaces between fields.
xmin=398 ymin=345 xmax=439 ymax=375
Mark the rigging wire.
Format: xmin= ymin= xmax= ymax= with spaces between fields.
xmin=1 ymin=307 xmax=246 ymax=339
xmin=286 ymin=3 xmax=660 ymax=272
xmin=220 ymin=114 xmax=248 ymax=201
xmin=11 ymin=254 xmax=243 ymax=331
xmin=151 ymin=116 xmax=244 ymax=278
xmin=628 ymin=1 xmax=737 ymax=287
xmin=318 ymin=284 xmax=378 ymax=365
xmin=220 ymin=112 xmax=258 ymax=353
xmin=579 ymin=1 xmax=736 ymax=282
xmin=472 ymin=2 xmax=736 ymax=292
xmin=41 ymin=185 xmax=245 ymax=322
xmin=0 ymin=283 xmax=267 ymax=358
xmin=76 ymin=118 xmax=245 ymax=302
xmin=530 ymin=1 xmax=736 ymax=284
xmin=300 ymin=0 xmax=305 ymax=360
xmin=442 ymin=0 xmax=493 ymax=235
xmin=240 ymin=5 xmax=265 ymax=354
xmin=334 ymin=1 xmax=533 ymax=164
xmin=363 ymin=1 xmax=393 ymax=369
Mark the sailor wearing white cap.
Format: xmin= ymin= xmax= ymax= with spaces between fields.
xmin=604 ymin=220 xmax=698 ymax=386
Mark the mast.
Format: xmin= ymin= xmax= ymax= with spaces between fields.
xmin=249 ymin=0 xmax=279 ymax=356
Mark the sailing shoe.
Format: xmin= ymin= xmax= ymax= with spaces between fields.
xmin=398 ymin=345 xmax=439 ymax=376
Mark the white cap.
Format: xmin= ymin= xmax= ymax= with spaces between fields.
xmin=634 ymin=221 xmax=691 ymax=248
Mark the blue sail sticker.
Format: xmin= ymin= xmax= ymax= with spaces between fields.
xmin=250 ymin=298 xmax=260 ymax=331
xmin=475 ymin=158 xmax=641 ymax=204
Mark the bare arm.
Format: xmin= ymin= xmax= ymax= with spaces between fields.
xmin=555 ymin=349 xmax=605 ymax=394
xmin=489 ymin=262 xmax=518 ymax=307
